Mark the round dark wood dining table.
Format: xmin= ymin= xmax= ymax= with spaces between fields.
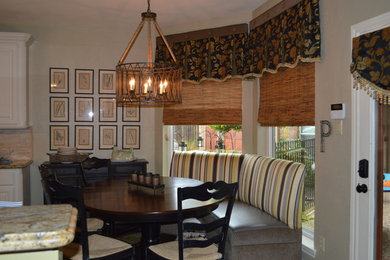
xmin=83 ymin=176 xmax=220 ymax=258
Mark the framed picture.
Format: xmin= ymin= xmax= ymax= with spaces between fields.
xmin=122 ymin=105 xmax=140 ymax=122
xmin=75 ymin=97 xmax=94 ymax=122
xmin=49 ymin=68 xmax=69 ymax=93
xmin=122 ymin=125 xmax=140 ymax=149
xmin=99 ymin=98 xmax=117 ymax=122
xmin=99 ymin=69 xmax=116 ymax=94
xmin=50 ymin=125 xmax=69 ymax=151
xmin=99 ymin=125 xmax=117 ymax=150
xmin=75 ymin=125 xmax=94 ymax=150
xmin=50 ymin=97 xmax=69 ymax=122
xmin=75 ymin=69 xmax=94 ymax=94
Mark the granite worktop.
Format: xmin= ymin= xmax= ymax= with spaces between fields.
xmin=0 ymin=204 xmax=77 ymax=253
xmin=0 ymin=160 xmax=32 ymax=169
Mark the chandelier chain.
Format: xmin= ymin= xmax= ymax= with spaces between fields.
xmin=147 ymin=0 xmax=151 ymax=12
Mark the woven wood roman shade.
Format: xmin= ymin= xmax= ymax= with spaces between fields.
xmin=163 ymin=79 xmax=242 ymax=125
xmin=258 ymin=62 xmax=314 ymax=126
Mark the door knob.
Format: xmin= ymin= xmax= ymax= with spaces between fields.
xmin=356 ymin=184 xmax=368 ymax=193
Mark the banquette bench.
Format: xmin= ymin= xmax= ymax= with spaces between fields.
xmin=168 ymin=151 xmax=306 ymax=260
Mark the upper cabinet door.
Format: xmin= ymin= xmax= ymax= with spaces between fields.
xmin=0 ymin=32 xmax=32 ymax=129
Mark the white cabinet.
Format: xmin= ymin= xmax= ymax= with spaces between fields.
xmin=0 ymin=168 xmax=30 ymax=205
xmin=0 ymin=32 xmax=32 ymax=129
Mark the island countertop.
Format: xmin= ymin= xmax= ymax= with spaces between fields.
xmin=0 ymin=204 xmax=77 ymax=253
xmin=0 ymin=160 xmax=33 ymax=169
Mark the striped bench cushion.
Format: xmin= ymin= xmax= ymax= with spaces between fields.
xmin=169 ymin=151 xmax=244 ymax=183
xmin=238 ymin=154 xmax=306 ymax=229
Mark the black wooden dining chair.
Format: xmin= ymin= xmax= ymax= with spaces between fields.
xmin=39 ymin=164 xmax=104 ymax=235
xmin=45 ymin=179 xmax=134 ymax=260
xmin=148 ymin=181 xmax=238 ymax=260
xmin=79 ymin=157 xmax=139 ymax=237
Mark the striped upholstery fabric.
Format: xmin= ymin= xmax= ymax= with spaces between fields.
xmin=169 ymin=151 xmax=244 ymax=183
xmin=238 ymin=154 xmax=306 ymax=229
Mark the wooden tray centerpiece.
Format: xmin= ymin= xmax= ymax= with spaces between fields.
xmin=128 ymin=172 xmax=164 ymax=195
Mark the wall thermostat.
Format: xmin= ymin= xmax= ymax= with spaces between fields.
xmin=330 ymin=103 xmax=346 ymax=120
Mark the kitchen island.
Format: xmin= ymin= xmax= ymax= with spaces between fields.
xmin=0 ymin=159 xmax=32 ymax=205
xmin=0 ymin=204 xmax=77 ymax=259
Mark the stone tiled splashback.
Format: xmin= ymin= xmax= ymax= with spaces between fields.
xmin=0 ymin=128 xmax=32 ymax=161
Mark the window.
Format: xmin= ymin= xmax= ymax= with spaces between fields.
xmin=170 ymin=125 xmax=242 ymax=153
xmin=274 ymin=126 xmax=315 ymax=233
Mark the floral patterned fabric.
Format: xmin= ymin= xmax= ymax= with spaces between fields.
xmin=243 ymin=0 xmax=321 ymax=76
xmin=350 ymin=26 xmax=390 ymax=104
xmin=155 ymin=0 xmax=320 ymax=82
xmin=155 ymin=33 xmax=247 ymax=83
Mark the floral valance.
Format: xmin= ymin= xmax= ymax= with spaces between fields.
xmin=350 ymin=26 xmax=390 ymax=104
xmin=155 ymin=24 xmax=247 ymax=83
xmin=243 ymin=0 xmax=321 ymax=77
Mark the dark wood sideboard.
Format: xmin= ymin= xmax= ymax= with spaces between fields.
xmin=41 ymin=159 xmax=148 ymax=187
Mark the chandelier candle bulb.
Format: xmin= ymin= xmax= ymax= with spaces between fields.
xmin=129 ymin=79 xmax=135 ymax=90
xmin=159 ymin=82 xmax=164 ymax=94
xmin=144 ymin=83 xmax=148 ymax=94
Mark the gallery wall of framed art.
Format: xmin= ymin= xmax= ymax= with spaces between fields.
xmin=49 ymin=67 xmax=141 ymax=151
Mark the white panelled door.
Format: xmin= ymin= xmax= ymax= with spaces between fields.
xmin=350 ymin=12 xmax=390 ymax=260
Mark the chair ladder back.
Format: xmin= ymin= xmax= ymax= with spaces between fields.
xmin=177 ymin=181 xmax=238 ymax=260
xmin=40 ymin=165 xmax=64 ymax=204
xmin=79 ymin=157 xmax=112 ymax=186
xmin=46 ymin=180 xmax=90 ymax=260
xmin=41 ymin=179 xmax=53 ymax=205
xmin=183 ymin=217 xmax=226 ymax=233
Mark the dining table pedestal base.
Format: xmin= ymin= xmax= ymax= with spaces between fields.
xmin=139 ymin=223 xmax=161 ymax=259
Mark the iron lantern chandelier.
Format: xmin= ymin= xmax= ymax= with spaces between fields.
xmin=116 ymin=0 xmax=182 ymax=105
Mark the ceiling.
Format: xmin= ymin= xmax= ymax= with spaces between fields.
xmin=0 ymin=0 xmax=267 ymax=30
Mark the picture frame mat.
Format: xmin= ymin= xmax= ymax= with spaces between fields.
xmin=75 ymin=125 xmax=94 ymax=150
xmin=99 ymin=69 xmax=116 ymax=94
xmin=99 ymin=98 xmax=117 ymax=122
xmin=122 ymin=125 xmax=140 ymax=149
xmin=75 ymin=97 xmax=94 ymax=122
xmin=50 ymin=68 xmax=69 ymax=93
xmin=122 ymin=105 xmax=140 ymax=122
xmin=50 ymin=125 xmax=69 ymax=150
xmin=99 ymin=125 xmax=117 ymax=149
xmin=50 ymin=97 xmax=69 ymax=122
xmin=75 ymin=69 xmax=94 ymax=94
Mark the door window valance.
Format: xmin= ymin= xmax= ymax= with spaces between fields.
xmin=350 ymin=26 xmax=390 ymax=104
